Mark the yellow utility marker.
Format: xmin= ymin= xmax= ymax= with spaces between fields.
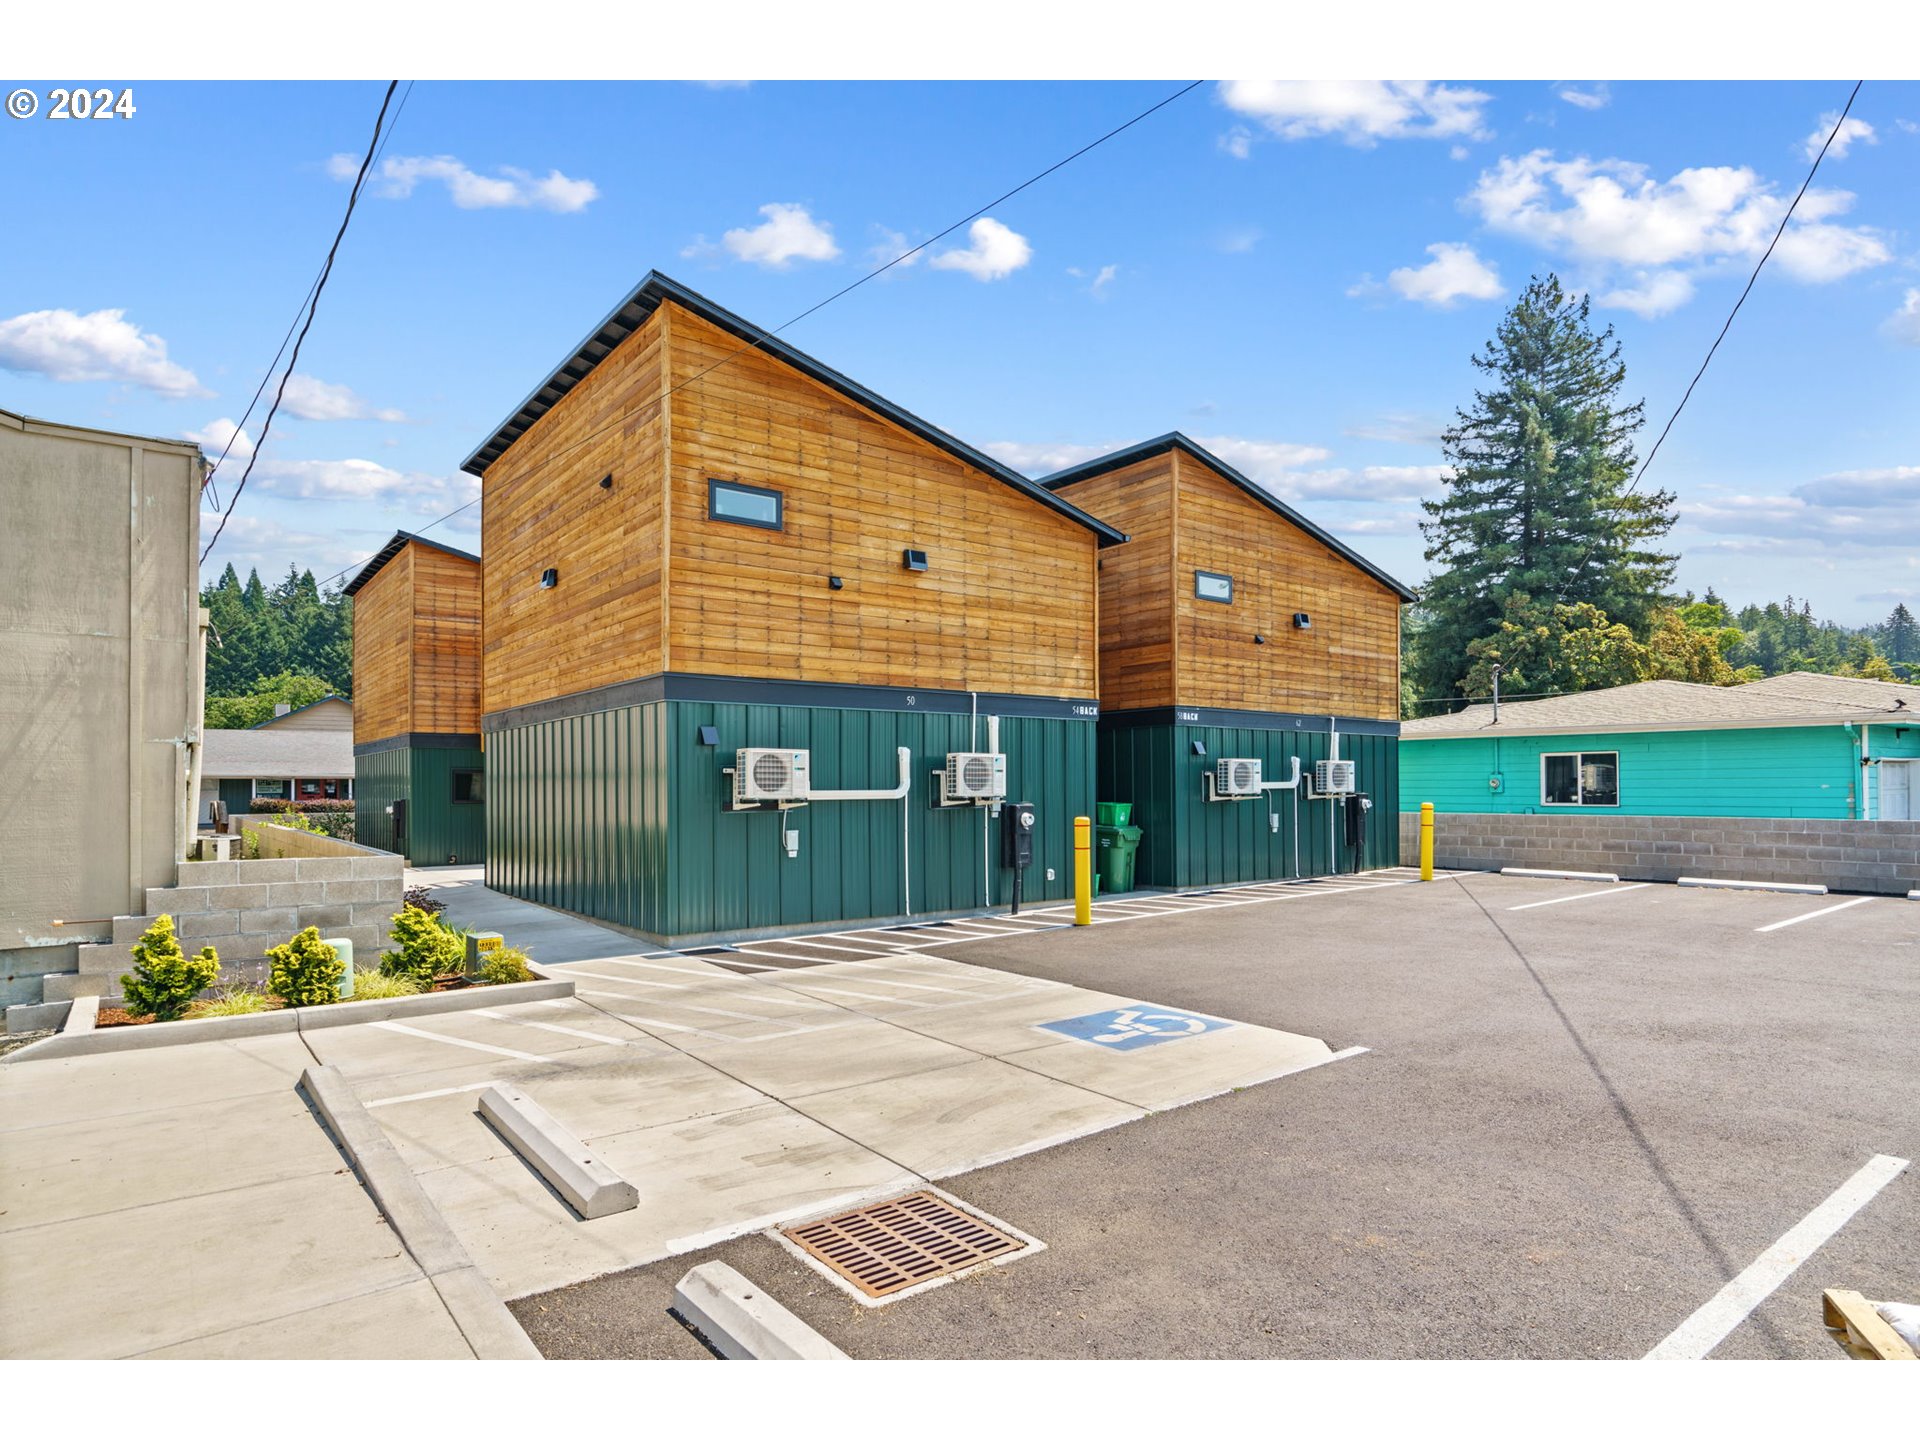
xmin=1419 ymin=801 xmax=1434 ymax=881
xmin=1074 ymin=815 xmax=1092 ymax=926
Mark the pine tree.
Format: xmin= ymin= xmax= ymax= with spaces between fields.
xmin=1885 ymin=603 xmax=1917 ymax=665
xmin=1411 ymin=275 xmax=1677 ymax=698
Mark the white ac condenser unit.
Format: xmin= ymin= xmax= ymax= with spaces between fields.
xmin=1215 ymin=757 xmax=1263 ymax=797
xmin=944 ymin=751 xmax=1008 ymax=801
xmin=735 ymin=747 xmax=811 ymax=804
xmin=1315 ymin=759 xmax=1356 ymax=795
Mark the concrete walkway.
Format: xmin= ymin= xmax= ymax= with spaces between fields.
xmin=406 ymin=865 xmax=649 ymax=965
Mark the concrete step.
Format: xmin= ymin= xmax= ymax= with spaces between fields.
xmin=111 ymin=913 xmax=153 ymax=946
xmin=76 ymin=942 xmax=125 ymax=976
xmin=5 ymin=999 xmax=73 ymax=1035
xmin=42 ymin=972 xmax=118 ymax=1004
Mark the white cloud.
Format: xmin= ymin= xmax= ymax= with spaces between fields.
xmin=1793 ymin=465 xmax=1920 ymax=510
xmin=1219 ymin=79 xmax=1491 ymax=147
xmin=184 ymin=418 xmax=254 ymax=462
xmin=721 ymin=203 xmax=841 ymax=268
xmin=1448 ymin=144 xmax=1471 ymax=162
xmin=1344 ymin=413 xmax=1446 ymax=446
xmin=1802 ymin=112 xmax=1875 ymax=161
xmin=980 ymin=441 xmax=1116 ymax=477
xmin=1557 ymin=83 xmax=1610 ymax=111
xmin=1219 ymin=125 xmax=1254 ymax=160
xmin=1386 ymin=242 xmax=1503 ymax=308
xmin=1216 ymin=226 xmax=1262 ymax=255
xmin=1678 ymin=473 xmax=1920 ymax=550
xmin=1596 ymin=269 xmax=1696 ymax=318
xmin=866 ymin=227 xmax=922 ymax=271
xmin=1190 ymin=436 xmax=1336 ymax=483
xmin=279 ymin=374 xmax=405 ymax=423
xmin=252 ymin=455 xmax=479 ymax=515
xmin=1899 ymin=119 xmax=1920 ymax=135
xmin=1880 ymin=289 xmax=1920 ymax=346
xmin=1468 ymin=150 xmax=1890 ymax=288
xmin=1068 ymin=264 xmax=1119 ymax=299
xmin=338 ymin=153 xmax=599 ymax=213
xmin=198 ymin=511 xmax=372 ymax=579
xmin=929 ymin=217 xmax=1032 ymax=282
xmin=0 ymin=307 xmax=205 ymax=396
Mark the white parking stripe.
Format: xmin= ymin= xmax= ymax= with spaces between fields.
xmin=365 ymin=1081 xmax=496 ymax=1109
xmin=369 ymin=1020 xmax=555 ymax=1064
xmin=469 ymin=1008 xmax=648 ymax=1047
xmin=1644 ymin=1153 xmax=1909 ymax=1360
xmin=561 ymin=965 xmax=820 ymax=1008
xmin=1508 ymin=883 xmax=1652 ymax=911
xmin=1755 ymin=896 xmax=1876 ymax=933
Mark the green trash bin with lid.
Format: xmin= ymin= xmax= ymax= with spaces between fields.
xmin=1094 ymin=824 xmax=1143 ymax=894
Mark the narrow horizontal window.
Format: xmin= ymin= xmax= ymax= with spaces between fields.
xmin=708 ymin=478 xmax=783 ymax=530
xmin=1195 ymin=570 xmax=1234 ymax=604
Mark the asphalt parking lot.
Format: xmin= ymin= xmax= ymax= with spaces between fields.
xmin=510 ymin=870 xmax=1918 ymax=1360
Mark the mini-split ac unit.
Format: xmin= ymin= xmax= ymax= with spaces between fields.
xmin=735 ymin=747 xmax=811 ymax=804
xmin=1215 ymin=758 xmax=1263 ymax=797
xmin=1315 ymin=759 xmax=1356 ymax=795
xmin=944 ymin=751 xmax=1008 ymax=801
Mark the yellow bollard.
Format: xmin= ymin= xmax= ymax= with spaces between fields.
xmin=1419 ymin=802 xmax=1435 ymax=881
xmin=1073 ymin=815 xmax=1093 ymax=925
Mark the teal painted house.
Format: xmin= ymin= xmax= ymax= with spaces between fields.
xmin=1401 ymin=674 xmax=1920 ymax=820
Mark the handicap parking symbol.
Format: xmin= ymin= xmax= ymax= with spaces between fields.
xmin=1038 ymin=1006 xmax=1230 ymax=1051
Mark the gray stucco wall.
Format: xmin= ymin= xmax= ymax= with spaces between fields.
xmin=1400 ymin=810 xmax=1920 ymax=895
xmin=0 ymin=412 xmax=204 ymax=986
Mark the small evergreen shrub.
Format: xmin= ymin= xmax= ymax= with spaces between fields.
xmin=477 ymin=948 xmax=535 ymax=986
xmin=266 ymin=927 xmax=345 ymax=1008
xmin=120 ymin=916 xmax=219 ymax=1022
xmin=381 ymin=906 xmax=465 ymax=983
xmin=348 ymin=968 xmax=425 ymax=1001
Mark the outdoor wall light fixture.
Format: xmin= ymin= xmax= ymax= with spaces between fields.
xmin=599 ymin=473 xmax=614 ymax=490
xmin=829 ymin=575 xmax=844 ymax=590
xmin=1292 ymin=612 xmax=1312 ymax=629
xmin=1253 ymin=634 xmax=1266 ymax=645
xmin=1192 ymin=740 xmax=1208 ymax=757
xmin=902 ymin=548 xmax=929 ymax=572
xmin=540 ymin=568 xmax=559 ymax=589
xmin=696 ymin=725 xmax=720 ymax=747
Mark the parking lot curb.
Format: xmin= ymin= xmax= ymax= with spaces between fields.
xmin=478 ymin=1082 xmax=639 ymax=1220
xmin=1502 ymin=867 xmax=1619 ymax=883
xmin=1677 ymin=877 xmax=1827 ymax=896
xmin=2 ymin=977 xmax=575 ymax=1063
xmin=673 ymin=1261 xmax=850 ymax=1359
xmin=301 ymin=1063 xmax=543 ymax=1360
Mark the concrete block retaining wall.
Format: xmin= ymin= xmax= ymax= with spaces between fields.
xmin=1399 ymin=811 xmax=1920 ymax=895
xmin=44 ymin=826 xmax=404 ymax=1004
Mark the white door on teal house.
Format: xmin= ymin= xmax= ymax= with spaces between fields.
xmin=1882 ymin=760 xmax=1913 ymax=820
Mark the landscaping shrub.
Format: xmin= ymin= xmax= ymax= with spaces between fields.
xmin=477 ymin=948 xmax=535 ymax=986
xmin=401 ymin=885 xmax=446 ymax=918
xmin=251 ymin=797 xmax=353 ymax=814
xmin=348 ymin=968 xmax=425 ymax=1000
xmin=120 ymin=916 xmax=219 ymax=1022
xmin=185 ymin=985 xmax=273 ymax=1018
xmin=381 ymin=906 xmax=465 ymax=983
xmin=266 ymin=927 xmax=345 ymax=1008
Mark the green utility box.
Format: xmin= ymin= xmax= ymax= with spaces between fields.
xmin=1096 ymin=801 xmax=1133 ymax=827
xmin=1095 ymin=824 xmax=1143 ymax=894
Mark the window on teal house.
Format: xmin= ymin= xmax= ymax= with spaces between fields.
xmin=1542 ymin=751 xmax=1619 ymax=807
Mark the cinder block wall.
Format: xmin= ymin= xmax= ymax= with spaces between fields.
xmin=1399 ymin=812 xmax=1920 ymax=895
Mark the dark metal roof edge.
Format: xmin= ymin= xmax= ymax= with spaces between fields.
xmin=341 ymin=530 xmax=483 ymax=597
xmin=457 ymin=270 xmax=1128 ymax=549
xmin=1040 ymin=432 xmax=1420 ymax=601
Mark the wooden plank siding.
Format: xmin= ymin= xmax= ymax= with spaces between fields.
xmin=480 ymin=312 xmax=669 ymax=716
xmin=350 ymin=543 xmax=413 ymax=746
xmin=350 ymin=541 xmax=482 ymax=746
xmin=1048 ymin=452 xmax=1176 ymax=711
xmin=661 ymin=305 xmax=1098 ymax=698
xmin=1171 ymin=449 xmax=1402 ymax=721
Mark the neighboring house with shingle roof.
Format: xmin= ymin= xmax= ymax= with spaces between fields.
xmin=1401 ymin=674 xmax=1920 ymax=820
xmin=196 ymin=711 xmax=355 ymax=825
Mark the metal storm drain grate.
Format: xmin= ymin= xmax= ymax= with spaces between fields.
xmin=782 ymin=1190 xmax=1027 ymax=1298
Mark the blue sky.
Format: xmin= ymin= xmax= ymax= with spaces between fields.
xmin=3 ymin=79 xmax=1916 ymax=622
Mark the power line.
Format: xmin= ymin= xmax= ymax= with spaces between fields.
xmin=201 ymin=81 xmax=401 ymax=565
xmin=203 ymin=81 xmax=415 ymax=510
xmin=314 ymin=79 xmax=1205 ymax=592
xmin=1624 ymin=81 xmax=1863 ymax=496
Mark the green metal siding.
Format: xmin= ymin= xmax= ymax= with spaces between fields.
xmin=1099 ymin=719 xmax=1400 ymax=888
xmin=355 ymin=744 xmax=487 ymax=864
xmin=1397 ymin=724 xmax=1912 ymax=819
xmin=485 ymin=697 xmax=1095 ymax=943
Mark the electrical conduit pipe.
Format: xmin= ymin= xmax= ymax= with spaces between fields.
xmin=809 ymin=746 xmax=915 ymax=916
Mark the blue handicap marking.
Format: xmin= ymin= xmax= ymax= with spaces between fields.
xmin=1038 ymin=1006 xmax=1231 ymax=1051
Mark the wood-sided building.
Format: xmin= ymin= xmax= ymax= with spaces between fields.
xmin=345 ymin=532 xmax=485 ymax=865
xmin=1042 ymin=434 xmax=1414 ymax=887
xmin=465 ymin=272 xmax=1123 ymax=943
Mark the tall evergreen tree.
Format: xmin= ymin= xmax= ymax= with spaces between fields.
xmin=1410 ymin=274 xmax=1677 ymax=699
xmin=1884 ymin=603 xmax=1917 ymax=665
